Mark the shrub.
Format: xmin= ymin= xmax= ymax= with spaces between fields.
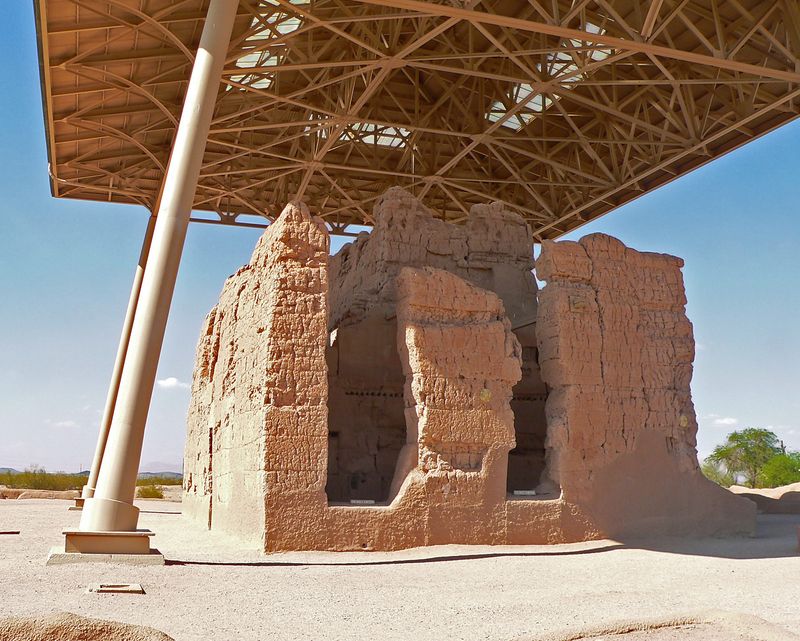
xmin=0 ymin=467 xmax=86 ymax=491
xmin=760 ymin=453 xmax=800 ymax=488
xmin=135 ymin=475 xmax=182 ymax=486
xmin=136 ymin=484 xmax=164 ymax=499
xmin=0 ymin=467 xmax=180 ymax=493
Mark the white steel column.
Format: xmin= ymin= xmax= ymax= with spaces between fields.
xmin=78 ymin=0 xmax=239 ymax=535
xmin=81 ymin=214 xmax=156 ymax=503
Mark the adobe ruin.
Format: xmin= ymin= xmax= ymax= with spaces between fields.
xmin=183 ymin=188 xmax=755 ymax=551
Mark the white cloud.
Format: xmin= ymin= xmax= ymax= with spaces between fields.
xmin=695 ymin=342 xmax=707 ymax=351
xmin=46 ymin=419 xmax=79 ymax=429
xmin=713 ymin=417 xmax=738 ymax=426
xmin=157 ymin=377 xmax=190 ymax=390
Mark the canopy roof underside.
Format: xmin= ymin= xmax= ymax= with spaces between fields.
xmin=36 ymin=0 xmax=800 ymax=239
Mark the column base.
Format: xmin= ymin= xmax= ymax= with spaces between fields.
xmin=46 ymin=546 xmax=164 ymax=566
xmin=65 ymin=528 xmax=153 ymax=553
xmin=69 ymin=497 xmax=85 ymax=511
xmin=45 ymin=529 xmax=163 ymax=566
xmin=80 ymin=496 xmax=139 ymax=531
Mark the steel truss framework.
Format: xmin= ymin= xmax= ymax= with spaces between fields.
xmin=36 ymin=0 xmax=800 ymax=239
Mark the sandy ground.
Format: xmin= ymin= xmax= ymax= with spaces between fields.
xmin=0 ymin=499 xmax=798 ymax=641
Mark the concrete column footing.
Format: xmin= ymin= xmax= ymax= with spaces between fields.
xmin=46 ymin=546 xmax=164 ymax=566
xmin=46 ymin=529 xmax=163 ymax=565
xmin=66 ymin=528 xmax=154 ymax=553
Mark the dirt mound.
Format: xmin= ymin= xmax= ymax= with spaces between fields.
xmin=532 ymin=611 xmax=800 ymax=641
xmin=729 ymin=483 xmax=800 ymax=514
xmin=17 ymin=490 xmax=79 ymax=500
xmin=0 ymin=612 xmax=173 ymax=641
xmin=0 ymin=488 xmax=79 ymax=500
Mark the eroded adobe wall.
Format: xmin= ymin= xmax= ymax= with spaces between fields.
xmin=182 ymin=307 xmax=218 ymax=528
xmin=398 ymin=266 xmax=519 ymax=543
xmin=535 ymin=233 xmax=755 ymax=537
xmin=276 ymin=261 xmax=591 ymax=550
xmin=329 ymin=187 xmax=537 ymax=328
xmin=185 ymin=196 xmax=753 ymax=551
xmin=323 ymin=266 xmax=531 ymax=549
xmin=185 ymin=218 xmax=587 ymax=550
xmin=326 ymin=188 xmax=549 ymax=502
xmin=183 ymin=202 xmax=330 ymax=548
xmin=182 ymin=259 xmax=270 ymax=543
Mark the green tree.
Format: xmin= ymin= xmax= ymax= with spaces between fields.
xmin=760 ymin=452 xmax=800 ymax=488
xmin=700 ymin=459 xmax=735 ymax=487
xmin=706 ymin=428 xmax=781 ymax=488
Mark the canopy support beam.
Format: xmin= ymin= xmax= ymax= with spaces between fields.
xmin=74 ymin=214 xmax=156 ymax=510
xmin=64 ymin=0 xmax=238 ymax=552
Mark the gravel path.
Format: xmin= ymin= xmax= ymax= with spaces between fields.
xmin=1 ymin=500 xmax=798 ymax=641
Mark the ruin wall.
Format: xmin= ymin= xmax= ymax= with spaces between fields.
xmin=183 ymin=202 xmax=330 ymax=547
xmin=325 ymin=188 xmax=549 ymax=503
xmin=535 ymin=233 xmax=755 ymax=536
xmin=184 ymin=195 xmax=755 ymax=551
xmin=329 ymin=187 xmax=537 ymax=328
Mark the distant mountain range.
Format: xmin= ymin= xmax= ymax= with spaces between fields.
xmin=0 ymin=466 xmax=182 ymax=479
xmin=0 ymin=468 xmax=89 ymax=476
xmin=140 ymin=461 xmax=183 ymax=475
xmin=138 ymin=471 xmax=183 ymax=479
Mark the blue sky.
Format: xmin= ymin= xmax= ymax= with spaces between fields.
xmin=1 ymin=3 xmax=798 ymax=472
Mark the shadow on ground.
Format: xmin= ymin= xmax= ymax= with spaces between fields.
xmin=165 ymin=542 xmax=627 ymax=567
xmin=164 ymin=515 xmax=800 ymax=567
xmin=617 ymin=514 xmax=800 ymax=560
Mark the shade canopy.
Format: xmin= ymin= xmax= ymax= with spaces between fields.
xmin=35 ymin=0 xmax=800 ymax=238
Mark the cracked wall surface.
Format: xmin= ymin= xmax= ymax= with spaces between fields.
xmin=535 ymin=233 xmax=755 ymax=537
xmin=184 ymin=193 xmax=755 ymax=552
xmin=183 ymin=201 xmax=329 ymax=546
xmin=326 ymin=188 xmax=549 ymax=503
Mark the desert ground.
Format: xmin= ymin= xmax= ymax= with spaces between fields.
xmin=0 ymin=498 xmax=798 ymax=640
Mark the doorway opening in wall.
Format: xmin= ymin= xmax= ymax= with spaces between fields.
xmin=506 ymin=324 xmax=558 ymax=498
xmin=325 ymin=315 xmax=407 ymax=505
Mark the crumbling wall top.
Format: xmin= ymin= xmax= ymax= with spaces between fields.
xmin=329 ymin=188 xmax=535 ymax=329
